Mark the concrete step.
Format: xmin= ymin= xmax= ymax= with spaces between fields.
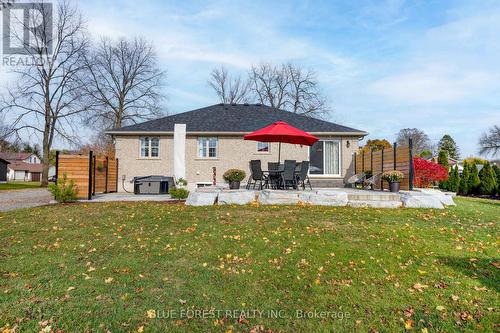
xmin=348 ymin=200 xmax=402 ymax=208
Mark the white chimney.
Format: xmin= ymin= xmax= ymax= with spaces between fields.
xmin=173 ymin=124 xmax=186 ymax=181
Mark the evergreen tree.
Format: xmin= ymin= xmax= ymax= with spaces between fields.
xmin=437 ymin=150 xmax=449 ymax=190
xmin=478 ymin=163 xmax=498 ymax=195
xmin=437 ymin=150 xmax=449 ymax=168
xmin=459 ymin=161 xmax=469 ymax=194
xmin=438 ymin=134 xmax=460 ymax=159
xmin=493 ymin=164 xmax=500 ymax=195
xmin=467 ymin=163 xmax=481 ymax=194
xmin=446 ymin=165 xmax=459 ymax=193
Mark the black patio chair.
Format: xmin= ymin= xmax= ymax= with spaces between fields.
xmin=246 ymin=160 xmax=268 ymax=190
xmin=268 ymin=162 xmax=280 ymax=189
xmin=281 ymin=160 xmax=297 ymax=190
xmin=296 ymin=161 xmax=312 ymax=190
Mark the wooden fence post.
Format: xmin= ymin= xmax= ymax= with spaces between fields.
xmin=105 ymin=156 xmax=109 ymax=193
xmin=409 ymin=138 xmax=414 ymax=190
xmin=393 ymin=142 xmax=397 ymax=170
xmin=88 ymin=151 xmax=93 ymax=200
xmin=55 ymin=151 xmax=59 ymax=184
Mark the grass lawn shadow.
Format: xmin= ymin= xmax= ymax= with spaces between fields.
xmin=438 ymin=256 xmax=500 ymax=293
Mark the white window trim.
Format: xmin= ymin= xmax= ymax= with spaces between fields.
xmin=308 ymin=139 xmax=342 ymax=177
xmin=255 ymin=141 xmax=271 ymax=154
xmin=138 ymin=136 xmax=160 ymax=159
xmin=197 ymin=137 xmax=218 ymax=159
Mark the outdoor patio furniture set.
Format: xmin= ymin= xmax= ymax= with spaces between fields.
xmin=246 ymin=160 xmax=312 ymax=190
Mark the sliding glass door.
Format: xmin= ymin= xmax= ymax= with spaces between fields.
xmin=309 ymin=140 xmax=341 ymax=176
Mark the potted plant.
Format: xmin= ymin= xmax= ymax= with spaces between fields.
xmin=382 ymin=170 xmax=404 ymax=192
xmin=223 ymin=169 xmax=246 ymax=189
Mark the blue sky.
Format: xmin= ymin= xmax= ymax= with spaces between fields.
xmin=3 ymin=0 xmax=500 ymax=157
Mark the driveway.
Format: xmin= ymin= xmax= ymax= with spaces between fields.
xmin=0 ymin=188 xmax=53 ymax=212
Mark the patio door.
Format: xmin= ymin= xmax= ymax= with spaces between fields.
xmin=309 ymin=140 xmax=340 ymax=176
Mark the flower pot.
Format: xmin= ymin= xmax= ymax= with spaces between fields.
xmin=229 ymin=181 xmax=240 ymax=189
xmin=389 ymin=181 xmax=400 ymax=193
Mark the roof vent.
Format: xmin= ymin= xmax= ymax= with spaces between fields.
xmin=231 ymin=103 xmax=237 ymax=106
xmin=218 ymin=103 xmax=224 ymax=106
xmin=244 ymin=103 xmax=249 ymax=106
xmin=255 ymin=103 xmax=261 ymax=106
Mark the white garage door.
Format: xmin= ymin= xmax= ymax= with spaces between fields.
xmin=14 ymin=171 xmax=27 ymax=180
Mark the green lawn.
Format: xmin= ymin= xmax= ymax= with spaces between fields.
xmin=0 ymin=181 xmax=41 ymax=191
xmin=0 ymin=198 xmax=498 ymax=332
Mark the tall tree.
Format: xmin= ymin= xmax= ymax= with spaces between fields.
xmin=478 ymin=125 xmax=500 ymax=157
xmin=438 ymin=134 xmax=460 ymax=159
xmin=459 ymin=161 xmax=469 ymax=195
xmin=82 ymin=37 xmax=166 ymax=130
xmin=0 ymin=1 xmax=89 ymax=186
xmin=478 ymin=162 xmax=497 ymax=195
xmin=467 ymin=163 xmax=481 ymax=194
xmin=395 ymin=128 xmax=432 ymax=154
xmin=208 ymin=66 xmax=251 ymax=104
xmin=249 ymin=63 xmax=290 ymax=110
xmin=437 ymin=150 xmax=449 ymax=169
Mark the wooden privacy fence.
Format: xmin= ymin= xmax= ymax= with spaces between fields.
xmin=56 ymin=151 xmax=118 ymax=199
xmin=354 ymin=139 xmax=414 ymax=191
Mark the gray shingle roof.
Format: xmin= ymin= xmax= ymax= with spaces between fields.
xmin=109 ymin=104 xmax=367 ymax=134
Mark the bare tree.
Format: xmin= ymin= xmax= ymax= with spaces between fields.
xmin=395 ymin=128 xmax=432 ymax=154
xmin=82 ymin=37 xmax=166 ymax=129
xmin=208 ymin=66 xmax=251 ymax=104
xmin=0 ymin=1 xmax=89 ymax=186
xmin=249 ymin=63 xmax=290 ymax=110
xmin=479 ymin=125 xmax=500 ymax=157
xmin=286 ymin=64 xmax=328 ymax=118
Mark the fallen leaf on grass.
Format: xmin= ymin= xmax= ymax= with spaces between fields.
xmin=436 ymin=305 xmax=445 ymax=311
xmin=105 ymin=277 xmax=113 ymax=284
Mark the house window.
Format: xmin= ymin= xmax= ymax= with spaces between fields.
xmin=198 ymin=137 xmax=218 ymax=158
xmin=309 ymin=140 xmax=340 ymax=176
xmin=257 ymin=142 xmax=270 ymax=153
xmin=140 ymin=137 xmax=159 ymax=158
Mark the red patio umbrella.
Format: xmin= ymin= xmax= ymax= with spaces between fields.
xmin=244 ymin=121 xmax=319 ymax=162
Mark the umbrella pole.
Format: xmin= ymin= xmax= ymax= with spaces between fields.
xmin=278 ymin=142 xmax=281 ymax=163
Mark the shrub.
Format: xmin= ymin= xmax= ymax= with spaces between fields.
xmin=493 ymin=164 xmax=500 ymax=195
xmin=413 ymin=157 xmax=448 ymax=188
xmin=382 ymin=170 xmax=404 ymax=183
xmin=478 ymin=163 xmax=497 ymax=195
xmin=467 ymin=163 xmax=481 ymax=194
xmin=459 ymin=161 xmax=469 ymax=194
xmin=169 ymin=188 xmax=189 ymax=199
xmin=176 ymin=178 xmax=188 ymax=187
xmin=447 ymin=165 xmax=460 ymax=193
xmin=223 ymin=169 xmax=246 ymax=182
xmin=437 ymin=150 xmax=449 ymax=168
xmin=48 ymin=173 xmax=78 ymax=203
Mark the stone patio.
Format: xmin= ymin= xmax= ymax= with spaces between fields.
xmin=186 ymin=187 xmax=456 ymax=208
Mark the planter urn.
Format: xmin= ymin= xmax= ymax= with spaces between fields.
xmin=389 ymin=181 xmax=400 ymax=193
xmin=229 ymin=181 xmax=241 ymax=190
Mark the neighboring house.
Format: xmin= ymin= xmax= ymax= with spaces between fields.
xmin=0 ymin=158 xmax=9 ymax=183
xmin=0 ymin=152 xmax=43 ymax=181
xmin=426 ymin=156 xmax=463 ymax=172
xmin=107 ymin=104 xmax=368 ymax=192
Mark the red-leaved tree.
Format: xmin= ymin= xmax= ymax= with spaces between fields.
xmin=413 ymin=157 xmax=448 ymax=188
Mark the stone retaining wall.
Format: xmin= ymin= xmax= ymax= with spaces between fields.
xmin=185 ymin=188 xmax=455 ymax=209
